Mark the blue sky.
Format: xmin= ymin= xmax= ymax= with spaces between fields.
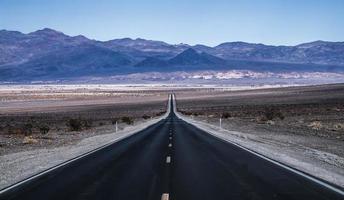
xmin=1 ymin=0 xmax=343 ymax=46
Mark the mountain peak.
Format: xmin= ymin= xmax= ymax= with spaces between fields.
xmin=216 ymin=41 xmax=265 ymax=49
xmin=134 ymin=57 xmax=169 ymax=68
xmin=179 ymin=48 xmax=198 ymax=55
xmin=135 ymin=38 xmax=147 ymax=41
xmin=72 ymin=35 xmax=90 ymax=43
xmin=0 ymin=30 xmax=26 ymax=38
xmin=29 ymin=28 xmax=66 ymax=37
xmin=296 ymin=40 xmax=333 ymax=48
xmin=0 ymin=29 xmax=22 ymax=34
xmin=169 ymin=48 xmax=225 ymax=66
xmin=1 ymin=28 xmax=344 ymax=82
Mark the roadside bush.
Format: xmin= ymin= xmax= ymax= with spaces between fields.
xmin=192 ymin=112 xmax=199 ymax=116
xmin=278 ymin=113 xmax=285 ymax=120
xmin=7 ymin=126 xmax=24 ymax=135
xmin=39 ymin=124 xmax=50 ymax=134
xmin=180 ymin=111 xmax=192 ymax=115
xmin=66 ymin=118 xmax=93 ymax=131
xmin=121 ymin=116 xmax=134 ymax=125
xmin=83 ymin=120 xmax=92 ymax=129
xmin=111 ymin=118 xmax=118 ymax=125
xmin=22 ymin=136 xmax=38 ymax=144
xmin=67 ymin=119 xmax=82 ymax=131
xmin=23 ymin=123 xmax=33 ymax=135
xmin=155 ymin=112 xmax=165 ymax=116
xmin=333 ymin=123 xmax=344 ymax=131
xmin=263 ymin=108 xmax=285 ymax=121
xmin=142 ymin=115 xmax=151 ymax=120
xmin=308 ymin=121 xmax=323 ymax=130
xmin=222 ymin=112 xmax=232 ymax=119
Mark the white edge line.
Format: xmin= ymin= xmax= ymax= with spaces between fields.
xmin=183 ymin=119 xmax=344 ymax=196
xmin=0 ymin=131 xmax=134 ymax=194
xmin=173 ymin=95 xmax=344 ymax=196
xmin=161 ymin=193 xmax=169 ymax=200
xmin=0 ymin=94 xmax=173 ymax=195
xmin=209 ymin=130 xmax=344 ymax=195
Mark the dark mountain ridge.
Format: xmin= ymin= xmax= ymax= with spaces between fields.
xmin=0 ymin=28 xmax=343 ymax=81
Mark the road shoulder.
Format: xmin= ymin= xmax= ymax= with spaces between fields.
xmin=0 ymin=95 xmax=172 ymax=190
xmin=175 ymin=111 xmax=344 ymax=189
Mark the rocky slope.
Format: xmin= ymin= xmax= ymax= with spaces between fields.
xmin=1 ymin=28 xmax=344 ymax=81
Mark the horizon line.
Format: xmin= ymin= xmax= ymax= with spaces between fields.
xmin=1 ymin=27 xmax=343 ymax=48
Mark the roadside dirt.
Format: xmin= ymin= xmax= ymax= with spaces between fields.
xmin=176 ymin=84 xmax=344 ymax=144
xmin=175 ymin=84 xmax=344 ymax=187
xmin=0 ymin=88 xmax=169 ymax=155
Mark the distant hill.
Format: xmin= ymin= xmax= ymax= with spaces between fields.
xmin=0 ymin=28 xmax=344 ymax=81
xmin=134 ymin=57 xmax=170 ymax=71
xmin=134 ymin=48 xmax=227 ymax=71
xmin=209 ymin=41 xmax=344 ymax=65
xmin=169 ymin=48 xmax=226 ymax=66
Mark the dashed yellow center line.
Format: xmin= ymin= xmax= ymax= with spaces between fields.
xmin=161 ymin=193 xmax=169 ymax=200
xmin=166 ymin=156 xmax=171 ymax=163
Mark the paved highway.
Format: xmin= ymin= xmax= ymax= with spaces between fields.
xmin=0 ymin=94 xmax=343 ymax=200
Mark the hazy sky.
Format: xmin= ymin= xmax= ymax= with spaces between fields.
xmin=1 ymin=0 xmax=343 ymax=46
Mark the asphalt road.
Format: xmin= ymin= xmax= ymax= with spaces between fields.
xmin=0 ymin=95 xmax=343 ymax=200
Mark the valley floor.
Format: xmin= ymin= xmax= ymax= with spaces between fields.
xmin=0 ymin=86 xmax=171 ymax=189
xmin=1 ymin=84 xmax=343 ymax=189
xmin=176 ymin=84 xmax=344 ymax=187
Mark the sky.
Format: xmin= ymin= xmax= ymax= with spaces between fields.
xmin=1 ymin=0 xmax=343 ymax=46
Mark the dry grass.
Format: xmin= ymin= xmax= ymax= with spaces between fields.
xmin=22 ymin=136 xmax=38 ymax=144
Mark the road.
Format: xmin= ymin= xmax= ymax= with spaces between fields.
xmin=0 ymin=94 xmax=343 ymax=200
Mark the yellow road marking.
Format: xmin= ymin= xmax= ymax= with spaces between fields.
xmin=161 ymin=193 xmax=169 ymax=200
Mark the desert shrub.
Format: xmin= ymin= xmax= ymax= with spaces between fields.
xmin=67 ymin=119 xmax=82 ymax=131
xmin=333 ymin=123 xmax=344 ymax=131
xmin=39 ymin=124 xmax=50 ymax=134
xmin=222 ymin=112 xmax=231 ymax=119
xmin=308 ymin=121 xmax=323 ymax=130
xmin=155 ymin=112 xmax=165 ymax=116
xmin=22 ymin=136 xmax=38 ymax=144
xmin=142 ymin=115 xmax=151 ymax=120
xmin=264 ymin=109 xmax=274 ymax=121
xmin=23 ymin=123 xmax=33 ymax=135
xmin=278 ymin=113 xmax=285 ymax=120
xmin=263 ymin=108 xmax=285 ymax=121
xmin=7 ymin=126 xmax=24 ymax=135
xmin=111 ymin=118 xmax=118 ymax=125
xmin=83 ymin=120 xmax=92 ymax=129
xmin=121 ymin=116 xmax=134 ymax=125
xmin=180 ymin=111 xmax=192 ymax=115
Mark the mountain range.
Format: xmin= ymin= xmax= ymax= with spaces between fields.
xmin=0 ymin=28 xmax=344 ymax=81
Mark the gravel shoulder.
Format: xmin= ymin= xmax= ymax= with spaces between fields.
xmin=0 ymin=116 xmax=167 ymax=190
xmin=177 ymin=114 xmax=344 ymax=188
xmin=0 ymin=94 xmax=171 ymax=190
xmin=173 ymin=84 xmax=344 ymax=188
